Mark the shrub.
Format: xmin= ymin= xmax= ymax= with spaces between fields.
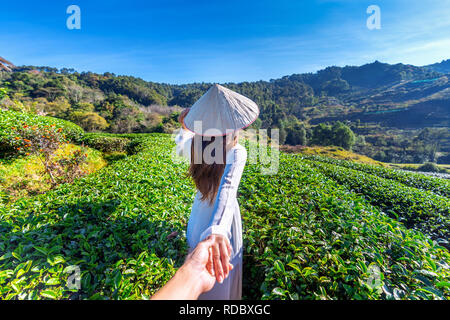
xmin=241 ymin=152 xmax=450 ymax=300
xmin=82 ymin=133 xmax=130 ymax=153
xmin=0 ymin=110 xmax=84 ymax=157
xmin=418 ymin=162 xmax=440 ymax=173
xmin=9 ymin=125 xmax=88 ymax=186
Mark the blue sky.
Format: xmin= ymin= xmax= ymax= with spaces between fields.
xmin=1 ymin=0 xmax=449 ymax=84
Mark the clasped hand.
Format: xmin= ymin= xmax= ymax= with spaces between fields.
xmin=205 ymin=234 xmax=233 ymax=284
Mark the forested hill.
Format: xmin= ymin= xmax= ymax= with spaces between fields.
xmin=1 ymin=59 xmax=449 ymax=163
xmin=1 ymin=60 xmax=447 ymax=124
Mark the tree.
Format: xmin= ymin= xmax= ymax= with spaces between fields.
xmin=67 ymin=84 xmax=84 ymax=103
xmin=285 ymin=120 xmax=307 ymax=146
xmin=310 ymin=122 xmax=355 ymax=150
xmin=249 ymin=118 xmax=262 ymax=130
xmin=74 ymin=102 xmax=95 ymax=112
xmin=45 ymin=97 xmax=71 ymax=118
xmin=321 ymin=79 xmax=350 ymax=95
xmin=69 ymin=111 xmax=109 ymax=132
xmin=169 ymin=89 xmax=204 ymax=108
xmin=331 ymin=122 xmax=355 ymax=150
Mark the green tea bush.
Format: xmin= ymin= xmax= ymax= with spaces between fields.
xmin=417 ymin=162 xmax=441 ymax=173
xmin=82 ymin=133 xmax=130 ymax=153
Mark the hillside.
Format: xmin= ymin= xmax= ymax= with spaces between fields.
xmin=1 ymin=59 xmax=449 ymax=164
xmin=281 ymin=145 xmax=385 ymax=166
xmin=427 ymin=59 xmax=450 ymax=74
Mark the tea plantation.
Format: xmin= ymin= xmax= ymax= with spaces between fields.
xmin=0 ymin=130 xmax=449 ymax=299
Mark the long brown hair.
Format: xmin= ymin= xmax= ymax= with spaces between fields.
xmin=189 ymin=134 xmax=236 ymax=205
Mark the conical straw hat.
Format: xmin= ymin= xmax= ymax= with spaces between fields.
xmin=183 ymin=84 xmax=259 ymax=136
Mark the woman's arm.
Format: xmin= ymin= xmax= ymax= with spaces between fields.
xmin=199 ymin=147 xmax=247 ymax=282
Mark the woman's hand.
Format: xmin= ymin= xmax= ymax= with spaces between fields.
xmin=207 ymin=234 xmax=232 ymax=283
xmin=178 ymin=108 xmax=190 ymax=129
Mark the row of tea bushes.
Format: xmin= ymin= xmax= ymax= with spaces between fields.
xmin=299 ymin=154 xmax=450 ymax=198
xmin=305 ymin=160 xmax=449 ymax=245
xmin=82 ymin=133 xmax=131 ymax=153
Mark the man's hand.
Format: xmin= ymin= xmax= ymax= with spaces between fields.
xmin=151 ymin=237 xmax=233 ymax=300
xmin=183 ymin=237 xmax=217 ymax=293
xmin=207 ymin=234 xmax=232 ymax=283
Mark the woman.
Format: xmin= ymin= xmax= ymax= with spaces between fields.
xmin=175 ymin=84 xmax=259 ymax=300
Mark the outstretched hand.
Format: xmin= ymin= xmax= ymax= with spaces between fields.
xmin=207 ymin=234 xmax=233 ymax=283
xmin=151 ymin=237 xmax=233 ymax=300
xmin=184 ymin=237 xmax=216 ymax=293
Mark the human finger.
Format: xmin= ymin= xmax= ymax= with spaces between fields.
xmin=206 ymin=247 xmax=214 ymax=276
xmin=212 ymin=243 xmax=224 ymax=283
xmin=219 ymin=241 xmax=230 ymax=278
xmin=225 ymin=238 xmax=232 ymax=257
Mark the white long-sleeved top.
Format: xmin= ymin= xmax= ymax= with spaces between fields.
xmin=174 ymin=128 xmax=246 ymax=300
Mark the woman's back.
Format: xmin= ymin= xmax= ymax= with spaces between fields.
xmin=187 ymin=143 xmax=247 ymax=250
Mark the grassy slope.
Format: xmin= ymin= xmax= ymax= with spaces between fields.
xmin=281 ymin=145 xmax=385 ymax=166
